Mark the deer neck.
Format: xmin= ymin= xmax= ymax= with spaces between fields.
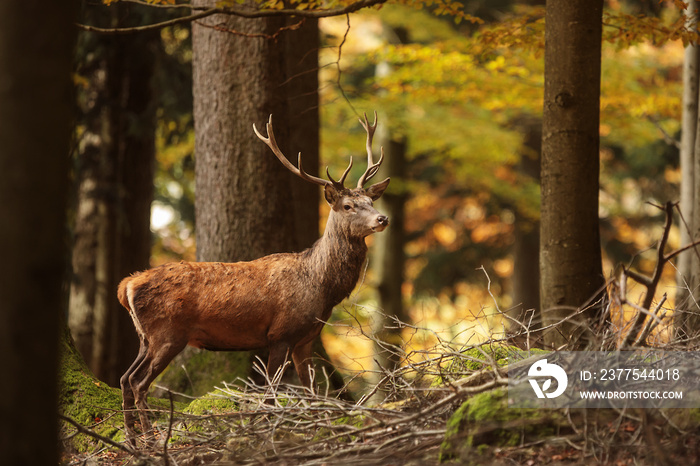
xmin=306 ymin=212 xmax=368 ymax=310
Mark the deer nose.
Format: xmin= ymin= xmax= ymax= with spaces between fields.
xmin=377 ymin=215 xmax=389 ymax=226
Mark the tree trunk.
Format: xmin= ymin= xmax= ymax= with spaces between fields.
xmin=540 ymin=0 xmax=605 ymax=348
xmin=372 ymin=130 xmax=408 ymax=373
xmin=59 ymin=328 xmax=125 ymax=452
xmin=70 ymin=2 xmax=157 ymax=386
xmin=675 ymin=0 xmax=700 ymax=338
xmin=190 ymin=8 xmax=326 ymax=390
xmin=509 ymin=115 xmax=542 ymax=346
xmin=689 ymin=74 xmax=700 ymax=335
xmin=368 ymin=28 xmax=409 ymax=383
xmin=0 ymin=0 xmax=75 ymax=462
xmin=193 ymin=3 xmax=296 ymax=263
xmin=284 ymin=17 xmax=321 ymax=250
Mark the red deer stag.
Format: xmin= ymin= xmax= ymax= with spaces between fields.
xmin=119 ymin=112 xmax=390 ymax=442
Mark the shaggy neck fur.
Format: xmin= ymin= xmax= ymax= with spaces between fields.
xmin=303 ymin=209 xmax=368 ymax=314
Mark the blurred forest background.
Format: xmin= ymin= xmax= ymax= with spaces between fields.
xmin=66 ymin=0 xmax=699 ymax=398
xmin=6 ymin=0 xmax=700 ymax=463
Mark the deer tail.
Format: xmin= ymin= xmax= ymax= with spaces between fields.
xmin=117 ymin=277 xmax=133 ymax=312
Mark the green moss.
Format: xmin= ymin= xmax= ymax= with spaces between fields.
xmin=185 ymin=388 xmax=240 ymax=416
xmin=433 ymin=345 xmax=549 ymax=387
xmin=441 ymin=401 xmax=467 ymax=457
xmin=58 ymin=330 xmax=126 ymax=452
xmin=59 ymin=329 xmax=187 ymax=453
xmin=439 ymin=388 xmax=565 ymax=463
xmin=311 ymin=412 xmax=365 ymax=443
xmin=335 ymin=414 xmax=365 ymax=429
xmin=155 ymin=348 xmax=252 ymax=397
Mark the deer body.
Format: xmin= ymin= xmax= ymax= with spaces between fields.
xmin=119 ymin=210 xmax=373 ymax=356
xmin=120 ymin=113 xmax=389 ymax=442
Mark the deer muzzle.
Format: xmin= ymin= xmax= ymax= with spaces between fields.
xmin=372 ymin=215 xmax=389 ymax=232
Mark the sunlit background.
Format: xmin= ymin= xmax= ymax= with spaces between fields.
xmin=148 ymin=2 xmax=685 ymax=391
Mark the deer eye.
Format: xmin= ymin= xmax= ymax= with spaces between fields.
xmin=343 ymin=203 xmax=353 ymax=211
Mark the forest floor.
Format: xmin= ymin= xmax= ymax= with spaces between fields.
xmin=60 ymin=291 xmax=700 ymax=466
xmin=60 ymin=360 xmax=700 ymax=466
xmin=60 ymin=409 xmax=700 ymax=466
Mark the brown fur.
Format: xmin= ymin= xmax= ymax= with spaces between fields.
xmin=119 ymin=180 xmax=390 ymax=441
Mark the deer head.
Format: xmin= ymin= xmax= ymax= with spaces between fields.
xmin=253 ymin=111 xmax=391 ymax=237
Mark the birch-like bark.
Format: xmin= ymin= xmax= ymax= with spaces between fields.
xmin=676 ymin=0 xmax=700 ymax=336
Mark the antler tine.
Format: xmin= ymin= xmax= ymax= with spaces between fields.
xmin=253 ymin=115 xmax=329 ymax=187
xmin=326 ymin=157 xmax=353 ymax=190
xmin=357 ymin=111 xmax=383 ymax=187
xmin=359 ymin=111 xmax=378 ymax=160
xmin=363 ymin=146 xmax=384 ymax=183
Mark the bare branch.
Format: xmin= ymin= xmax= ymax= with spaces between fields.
xmin=634 ymin=293 xmax=668 ymax=346
xmin=619 ymin=202 xmax=678 ymax=348
xmin=59 ymin=414 xmax=140 ymax=457
xmin=77 ymin=7 xmax=220 ymax=34
xmin=197 ymin=16 xmax=305 ymax=40
xmin=77 ymin=0 xmax=388 ymax=35
xmin=646 ymin=115 xmax=681 ymax=149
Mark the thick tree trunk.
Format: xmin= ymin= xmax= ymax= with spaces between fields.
xmin=0 ymin=0 xmax=75 ymax=462
xmin=193 ymin=4 xmax=296 ymax=262
xmin=70 ymin=3 xmax=157 ymax=386
xmin=285 ymin=17 xmax=321 ymax=249
xmin=190 ymin=9 xmax=328 ymax=390
xmin=540 ymin=0 xmax=605 ymax=348
xmin=675 ymin=0 xmax=700 ymax=338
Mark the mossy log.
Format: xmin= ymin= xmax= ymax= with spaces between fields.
xmin=439 ymin=388 xmax=569 ymax=463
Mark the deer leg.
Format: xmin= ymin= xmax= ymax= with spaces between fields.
xmin=263 ymin=343 xmax=293 ymax=405
xmin=121 ymin=337 xmax=149 ymax=444
xmin=292 ymin=341 xmax=314 ymax=389
xmin=266 ymin=343 xmax=292 ymax=384
xmin=128 ymin=341 xmax=185 ymax=435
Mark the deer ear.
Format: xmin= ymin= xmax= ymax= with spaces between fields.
xmin=324 ymin=184 xmax=341 ymax=206
xmin=365 ymin=177 xmax=390 ymax=201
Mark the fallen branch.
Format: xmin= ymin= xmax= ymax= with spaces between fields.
xmin=619 ymin=201 xmax=700 ymax=348
xmin=59 ymin=414 xmax=139 ymax=457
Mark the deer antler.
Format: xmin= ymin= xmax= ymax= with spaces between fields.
xmin=326 ymin=158 xmax=353 ymax=188
xmin=254 ymin=115 xmax=351 ymax=190
xmin=357 ymin=111 xmax=385 ymax=188
xmin=254 ymin=115 xmax=328 ymax=187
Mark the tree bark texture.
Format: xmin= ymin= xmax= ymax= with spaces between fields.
xmin=284 ymin=18 xmax=321 ymax=249
xmin=0 ymin=0 xmax=75 ymax=462
xmin=193 ymin=4 xmax=298 ymax=262
xmin=540 ymin=0 xmax=605 ymax=348
xmin=675 ymin=0 xmax=700 ymax=338
xmin=372 ymin=131 xmax=408 ymax=372
xmin=191 ymin=9 xmax=327 ymax=389
xmin=509 ymin=115 xmax=541 ymax=344
xmin=69 ymin=2 xmax=157 ymax=386
xmin=689 ymin=70 xmax=700 ymax=334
